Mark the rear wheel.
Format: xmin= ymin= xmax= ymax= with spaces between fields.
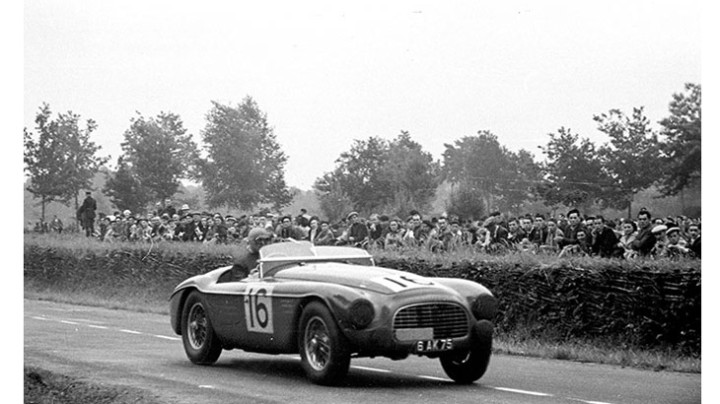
xmin=298 ymin=301 xmax=351 ymax=385
xmin=181 ymin=291 xmax=222 ymax=365
xmin=439 ymin=340 xmax=492 ymax=384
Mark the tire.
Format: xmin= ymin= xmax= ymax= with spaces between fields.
xmin=439 ymin=339 xmax=492 ymax=384
xmin=181 ymin=291 xmax=222 ymax=365
xmin=298 ymin=301 xmax=351 ymax=385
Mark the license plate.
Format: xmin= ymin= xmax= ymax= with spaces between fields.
xmin=415 ymin=338 xmax=453 ymax=353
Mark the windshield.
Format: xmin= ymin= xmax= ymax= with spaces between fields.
xmin=258 ymin=241 xmax=374 ymax=277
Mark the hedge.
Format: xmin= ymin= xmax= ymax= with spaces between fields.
xmin=24 ymin=241 xmax=700 ymax=355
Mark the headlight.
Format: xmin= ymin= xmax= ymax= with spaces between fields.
xmin=348 ymin=299 xmax=375 ymax=329
xmin=471 ymin=294 xmax=498 ymax=320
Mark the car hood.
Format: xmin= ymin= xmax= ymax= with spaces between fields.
xmin=273 ymin=262 xmax=453 ymax=295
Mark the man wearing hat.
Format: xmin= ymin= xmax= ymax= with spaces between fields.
xmin=178 ymin=204 xmax=190 ymax=217
xmin=174 ymin=213 xmax=193 ymax=241
xmin=219 ymin=227 xmax=274 ymax=282
xmin=662 ymin=225 xmax=690 ymax=258
xmin=343 ymin=211 xmax=369 ymax=247
xmin=77 ymin=191 xmax=97 ymax=237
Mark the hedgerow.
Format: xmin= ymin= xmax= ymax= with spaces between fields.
xmin=24 ymin=235 xmax=700 ymax=355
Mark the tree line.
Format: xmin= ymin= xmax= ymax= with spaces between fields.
xmin=24 ymin=83 xmax=700 ymax=224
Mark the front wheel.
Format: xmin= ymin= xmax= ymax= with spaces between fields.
xmin=298 ymin=301 xmax=351 ymax=385
xmin=181 ymin=291 xmax=222 ymax=365
xmin=439 ymin=340 xmax=492 ymax=384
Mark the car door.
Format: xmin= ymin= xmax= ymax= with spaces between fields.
xmin=206 ymin=275 xmax=286 ymax=351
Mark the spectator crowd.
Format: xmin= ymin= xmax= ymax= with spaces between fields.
xmin=32 ymin=193 xmax=699 ymax=261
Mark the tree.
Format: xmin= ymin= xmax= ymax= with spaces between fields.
xmin=24 ymin=103 xmax=107 ymax=223
xmin=657 ymin=83 xmax=701 ymax=196
xmin=378 ymin=132 xmax=441 ymax=217
xmin=57 ymin=111 xmax=108 ymax=219
xmin=594 ymin=107 xmax=660 ymax=217
xmin=538 ymin=127 xmax=607 ymax=209
xmin=446 ymin=186 xmax=486 ymax=221
xmin=314 ymin=174 xmax=355 ymax=223
xmin=121 ymin=111 xmax=198 ymax=203
xmin=197 ymin=98 xmax=292 ymax=210
xmin=103 ymin=156 xmax=147 ymax=213
xmin=314 ymin=137 xmax=390 ymax=215
xmin=496 ymin=149 xmax=543 ymax=214
xmin=314 ymin=132 xmax=440 ymax=217
xmin=442 ymin=131 xmax=536 ymax=214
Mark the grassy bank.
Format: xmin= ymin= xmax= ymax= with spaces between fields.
xmin=25 ymin=366 xmax=162 ymax=404
xmin=24 ymin=233 xmax=701 ymax=373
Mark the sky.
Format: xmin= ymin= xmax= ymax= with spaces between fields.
xmin=11 ymin=1 xmax=717 ymax=399
xmin=22 ymin=0 xmax=702 ymax=191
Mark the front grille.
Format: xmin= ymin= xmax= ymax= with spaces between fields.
xmin=393 ymin=303 xmax=469 ymax=339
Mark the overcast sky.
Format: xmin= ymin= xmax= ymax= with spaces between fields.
xmin=24 ymin=0 xmax=701 ymax=190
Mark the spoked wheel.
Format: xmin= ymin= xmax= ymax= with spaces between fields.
xmin=181 ymin=291 xmax=222 ymax=365
xmin=439 ymin=340 xmax=492 ymax=384
xmin=298 ymin=302 xmax=351 ymax=385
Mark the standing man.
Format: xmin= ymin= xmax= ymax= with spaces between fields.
xmin=506 ymin=218 xmax=526 ymax=246
xmin=540 ymin=218 xmax=564 ymax=254
xmin=590 ymin=215 xmax=620 ymax=258
xmin=161 ymin=199 xmax=176 ymax=218
xmin=528 ymin=214 xmax=548 ymax=247
xmin=557 ymin=209 xmax=586 ymax=249
xmin=687 ymin=223 xmax=701 ymax=258
xmin=630 ymin=208 xmax=657 ymax=257
xmin=188 ymin=212 xmax=206 ymax=242
xmin=77 ymin=191 xmax=97 ymax=237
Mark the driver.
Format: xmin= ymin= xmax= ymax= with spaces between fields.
xmin=227 ymin=227 xmax=274 ymax=281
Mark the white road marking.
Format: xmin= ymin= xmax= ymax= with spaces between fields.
xmin=579 ymin=401 xmax=618 ymax=404
xmin=493 ymin=387 xmax=552 ymax=397
xmin=119 ymin=329 xmax=143 ymax=335
xmin=352 ymin=365 xmax=391 ymax=373
xmin=31 ymin=316 xmax=48 ymax=321
xmin=67 ymin=318 xmax=107 ymax=324
xmin=154 ymin=335 xmax=181 ymax=341
xmin=198 ymin=385 xmax=214 ymax=389
xmin=88 ymin=325 xmax=109 ymax=329
xmin=60 ymin=320 xmax=79 ymax=325
xmin=418 ymin=375 xmax=452 ymax=382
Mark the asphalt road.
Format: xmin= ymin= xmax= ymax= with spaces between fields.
xmin=24 ymin=299 xmax=701 ymax=404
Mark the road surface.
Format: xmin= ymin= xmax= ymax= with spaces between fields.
xmin=24 ymin=299 xmax=700 ymax=404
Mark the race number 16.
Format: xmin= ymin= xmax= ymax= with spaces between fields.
xmin=244 ymin=286 xmax=274 ymax=333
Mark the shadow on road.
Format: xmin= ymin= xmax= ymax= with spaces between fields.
xmin=204 ymin=356 xmax=493 ymax=390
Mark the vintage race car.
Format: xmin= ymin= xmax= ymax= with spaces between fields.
xmin=169 ymin=241 xmax=497 ymax=385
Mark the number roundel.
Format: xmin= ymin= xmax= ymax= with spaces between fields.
xmin=244 ymin=286 xmax=274 ymax=333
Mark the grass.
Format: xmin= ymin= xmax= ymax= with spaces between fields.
xmin=493 ymin=333 xmax=700 ymax=373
